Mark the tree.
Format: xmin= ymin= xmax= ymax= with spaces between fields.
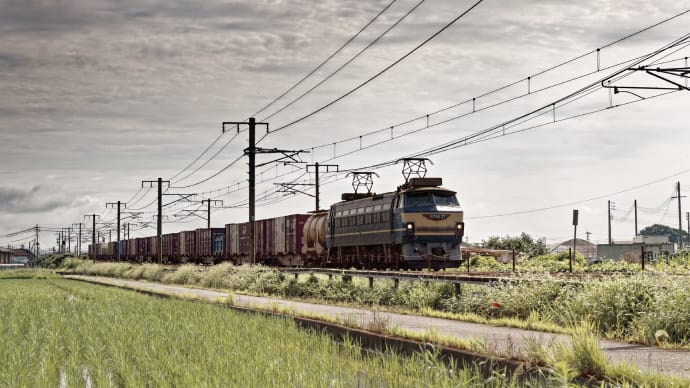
xmin=481 ymin=233 xmax=548 ymax=257
xmin=639 ymin=224 xmax=689 ymax=244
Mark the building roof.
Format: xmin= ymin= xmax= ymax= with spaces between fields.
xmin=548 ymin=238 xmax=596 ymax=252
xmin=0 ymin=247 xmax=12 ymax=254
xmin=12 ymin=248 xmax=35 ymax=257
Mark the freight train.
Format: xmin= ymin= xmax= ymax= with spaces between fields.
xmin=89 ymin=176 xmax=464 ymax=269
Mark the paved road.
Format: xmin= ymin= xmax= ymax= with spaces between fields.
xmin=65 ymin=275 xmax=690 ymax=378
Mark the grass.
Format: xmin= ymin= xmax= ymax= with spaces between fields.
xmin=230 ymin=295 xmax=690 ymax=387
xmin=60 ymin=258 xmax=690 ymax=348
xmin=0 ymin=278 xmax=542 ymax=387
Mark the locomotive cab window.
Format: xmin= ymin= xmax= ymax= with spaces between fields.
xmin=433 ymin=192 xmax=460 ymax=207
xmin=404 ymin=191 xmax=460 ymax=208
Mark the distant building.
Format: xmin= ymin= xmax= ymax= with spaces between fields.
xmin=11 ymin=248 xmax=35 ymax=266
xmin=549 ymin=238 xmax=597 ymax=258
xmin=597 ymin=235 xmax=674 ymax=261
xmin=0 ymin=247 xmax=11 ymax=264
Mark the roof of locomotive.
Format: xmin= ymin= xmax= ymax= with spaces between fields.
xmin=333 ymin=183 xmax=457 ymax=210
xmin=399 ymin=185 xmax=456 ymax=195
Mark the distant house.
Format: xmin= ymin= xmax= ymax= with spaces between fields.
xmin=549 ymin=238 xmax=597 ymax=258
xmin=597 ymin=235 xmax=674 ymax=261
xmin=0 ymin=247 xmax=11 ymax=264
xmin=11 ymin=248 xmax=35 ymax=266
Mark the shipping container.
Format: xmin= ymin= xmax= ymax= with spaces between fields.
xmin=287 ymin=214 xmax=310 ymax=255
xmin=162 ymin=233 xmax=179 ymax=262
xmin=255 ymin=219 xmax=274 ymax=259
xmin=135 ymin=237 xmax=147 ymax=259
xmin=128 ymin=239 xmax=138 ymax=260
xmin=180 ymin=230 xmax=197 ymax=259
xmin=273 ymin=216 xmax=286 ymax=255
xmin=150 ymin=236 xmax=159 ymax=260
xmin=197 ymin=228 xmax=225 ymax=263
xmin=238 ymin=223 xmax=250 ymax=257
xmin=225 ymin=224 xmax=240 ymax=260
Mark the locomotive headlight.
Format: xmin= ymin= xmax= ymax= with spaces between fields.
xmin=406 ymin=222 xmax=415 ymax=236
xmin=456 ymin=222 xmax=465 ymax=237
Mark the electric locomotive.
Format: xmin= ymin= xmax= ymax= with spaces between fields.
xmin=320 ymin=177 xmax=464 ymax=269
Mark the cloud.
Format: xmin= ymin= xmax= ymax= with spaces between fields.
xmin=0 ymin=185 xmax=91 ymax=214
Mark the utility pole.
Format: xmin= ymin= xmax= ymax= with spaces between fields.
xmin=72 ymin=223 xmax=83 ymax=256
xmin=585 ymin=231 xmax=592 ymax=242
xmin=84 ymin=214 xmax=98 ymax=262
xmin=222 ymin=118 xmax=303 ymax=265
xmin=106 ymin=201 xmax=126 ymax=261
xmin=142 ymin=178 xmax=170 ymax=264
xmin=307 ymin=162 xmax=339 ymax=212
xmin=672 ymin=182 xmax=685 ymax=249
xmin=571 ymin=209 xmax=578 ymax=273
xmin=34 ymin=225 xmax=39 ymax=261
xmin=66 ymin=227 xmax=72 ymax=253
xmin=608 ymin=200 xmax=615 ymax=245
xmin=202 ymin=199 xmax=223 ymax=228
xmin=634 ymin=199 xmax=638 ymax=236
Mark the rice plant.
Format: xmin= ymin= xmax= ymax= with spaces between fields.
xmin=0 ymin=278 xmax=537 ymax=387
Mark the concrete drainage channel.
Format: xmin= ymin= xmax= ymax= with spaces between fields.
xmin=64 ymin=276 xmax=597 ymax=386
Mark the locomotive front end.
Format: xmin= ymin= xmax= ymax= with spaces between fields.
xmin=394 ymin=178 xmax=464 ymax=269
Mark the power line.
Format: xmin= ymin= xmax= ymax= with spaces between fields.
xmin=260 ymin=0 xmax=485 ymax=142
xmin=168 ymin=131 xmax=226 ymax=182
xmin=268 ymin=9 xmax=690 ymax=164
xmin=260 ymin=0 xmax=425 ymax=122
xmin=250 ymin=0 xmax=399 ymax=119
xmin=465 ymin=167 xmax=690 ymax=220
xmin=171 ymin=131 xmax=241 ymax=185
xmin=170 ymin=154 xmax=244 ymax=189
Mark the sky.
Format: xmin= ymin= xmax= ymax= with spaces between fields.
xmin=1 ymin=0 xmax=689 ymax=252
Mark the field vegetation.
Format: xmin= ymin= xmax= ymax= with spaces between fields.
xmin=59 ymin=257 xmax=690 ymax=349
xmin=1 ymin=278 xmax=538 ymax=387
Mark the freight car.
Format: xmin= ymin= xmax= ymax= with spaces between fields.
xmin=89 ymin=176 xmax=464 ymax=270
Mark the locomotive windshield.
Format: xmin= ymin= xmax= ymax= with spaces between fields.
xmin=404 ymin=192 xmax=460 ymax=207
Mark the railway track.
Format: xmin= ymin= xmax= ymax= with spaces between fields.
xmin=275 ymin=267 xmax=621 ymax=286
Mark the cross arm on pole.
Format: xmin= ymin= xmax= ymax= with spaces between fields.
xmin=223 ymin=121 xmax=269 ymax=134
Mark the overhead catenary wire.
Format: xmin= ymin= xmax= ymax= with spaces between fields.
xmin=169 ymin=155 xmax=244 ymax=189
xmin=171 ymin=131 xmax=241 ymax=185
xmin=61 ymin=9 xmax=684 ymax=233
xmin=163 ymin=0 xmax=402 ymax=190
xmin=258 ymin=0 xmax=485 ymax=143
xmin=250 ymin=0 xmax=399 ymax=119
xmin=95 ymin=8 xmax=690 ymax=220
xmin=273 ymin=9 xmax=690 ymax=164
xmin=260 ymin=0 xmax=425 ymax=122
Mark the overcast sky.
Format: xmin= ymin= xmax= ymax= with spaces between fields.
xmin=1 ymin=0 xmax=689 ymax=252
